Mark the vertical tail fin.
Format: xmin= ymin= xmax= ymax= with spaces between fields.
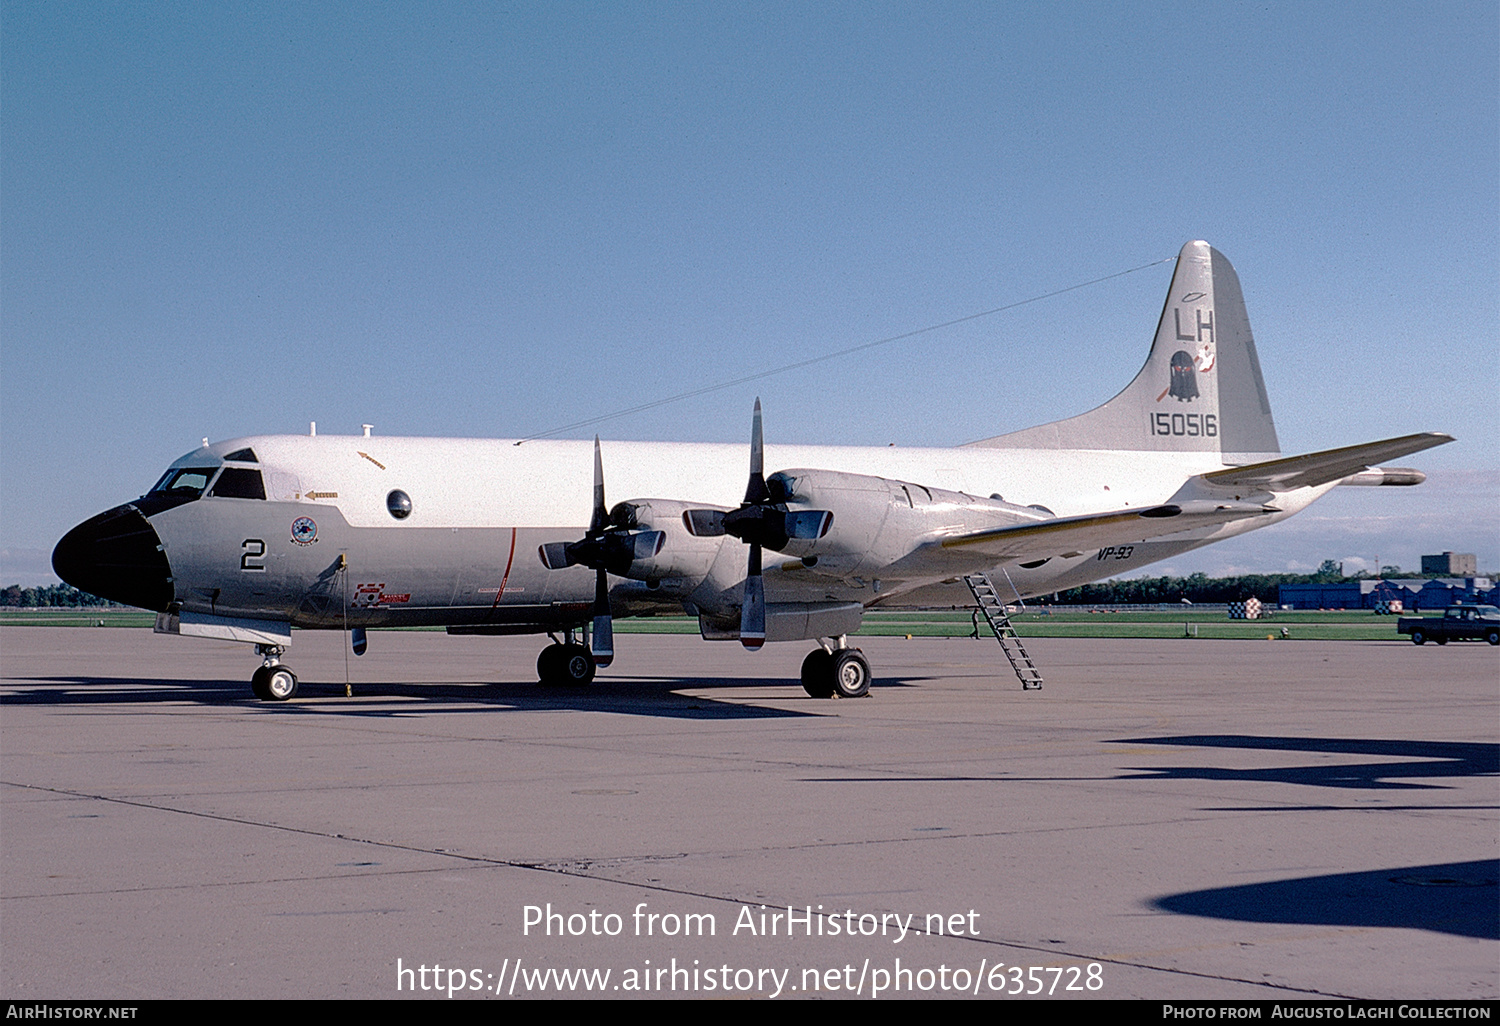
xmin=966 ymin=241 xmax=1280 ymax=459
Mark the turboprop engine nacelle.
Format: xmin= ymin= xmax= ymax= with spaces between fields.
xmin=765 ymin=469 xmax=1050 ymax=579
xmin=609 ymin=498 xmax=735 ymax=588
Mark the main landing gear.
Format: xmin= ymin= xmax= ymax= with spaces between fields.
xmin=250 ymin=645 xmax=298 ymax=701
xmin=536 ymin=630 xmax=597 ymax=685
xmin=537 ymin=643 xmax=596 ymax=685
xmin=531 ymin=627 xmax=871 ymax=696
xmin=800 ymin=639 xmax=870 ymax=699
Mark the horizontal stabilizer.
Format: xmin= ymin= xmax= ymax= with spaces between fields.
xmin=1201 ymin=433 xmax=1453 ymax=492
xmin=885 ymin=501 xmax=1275 ymax=576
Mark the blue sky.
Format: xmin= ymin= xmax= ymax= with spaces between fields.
xmin=3 ymin=2 xmax=1496 ymax=583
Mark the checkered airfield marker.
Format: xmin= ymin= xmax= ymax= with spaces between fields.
xmin=1227 ymin=597 xmax=1263 ymax=620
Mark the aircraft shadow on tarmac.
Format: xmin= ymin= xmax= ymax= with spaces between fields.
xmin=1117 ymin=734 xmax=1499 ymax=790
xmin=0 ymin=674 xmax=928 ymax=720
xmin=1154 ymin=859 xmax=1500 ymax=940
xmin=1126 ymin=738 xmax=1500 ymax=939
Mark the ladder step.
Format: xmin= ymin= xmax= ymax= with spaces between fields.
xmin=963 ymin=572 xmax=1044 ymax=691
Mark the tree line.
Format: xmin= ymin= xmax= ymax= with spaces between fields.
xmin=1 ymin=584 xmax=120 ymax=608
xmin=1048 ymin=573 xmax=1312 ymax=605
xmin=1048 ymin=564 xmax=1442 ymax=606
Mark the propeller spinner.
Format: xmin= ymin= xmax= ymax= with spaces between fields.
xmin=538 ymin=437 xmax=664 ymax=667
xmin=684 ymin=399 xmax=832 ymax=649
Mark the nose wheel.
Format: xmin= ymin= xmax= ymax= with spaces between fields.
xmin=251 ymin=645 xmax=298 ymax=701
xmin=251 ymin=664 xmax=298 ymax=701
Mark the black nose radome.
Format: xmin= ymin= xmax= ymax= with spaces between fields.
xmin=52 ymin=505 xmax=174 ymax=613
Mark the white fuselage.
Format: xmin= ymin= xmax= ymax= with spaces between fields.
xmin=133 ymin=432 xmax=1312 ymax=637
xmin=217 ymin=433 xmax=1245 ymax=527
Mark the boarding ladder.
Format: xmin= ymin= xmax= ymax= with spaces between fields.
xmin=964 ymin=571 xmax=1044 ymax=690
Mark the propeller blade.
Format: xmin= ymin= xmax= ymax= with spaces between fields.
xmin=350 ymin=627 xmax=367 ymax=656
xmin=783 ymin=509 xmax=833 ymax=541
xmin=588 ymin=436 xmax=609 ymax=534
xmin=740 ymin=541 xmax=765 ymax=650
xmin=744 ymin=398 xmax=770 ymax=505
xmin=591 ymin=566 xmax=614 ymax=667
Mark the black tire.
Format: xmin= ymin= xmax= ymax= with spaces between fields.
xmin=537 ymin=644 xmax=564 ymax=684
xmin=1487 ymin=630 xmax=1499 ymax=646
xmin=801 ymin=649 xmax=835 ymax=698
xmin=251 ymin=666 xmax=272 ymax=700
xmin=831 ymin=649 xmax=871 ymax=699
xmin=1435 ymin=637 xmax=1448 ymax=645
xmin=263 ymin=666 xmax=298 ymax=701
xmin=1411 ymin=631 xmax=1425 ymax=646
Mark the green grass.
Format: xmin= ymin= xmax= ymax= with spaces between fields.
xmin=0 ymin=608 xmax=155 ymax=628
xmin=851 ymin=609 xmax=1401 ymax=641
xmin=0 ymin=607 xmax=1416 ymax=641
xmin=609 ymin=608 xmax=1405 ymax=641
xmin=609 ymin=608 xmax=1410 ymax=641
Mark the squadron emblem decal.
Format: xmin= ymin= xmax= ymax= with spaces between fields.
xmin=1155 ymin=304 xmax=1217 ymax=405
xmin=290 ymin=516 xmax=318 ymax=545
xmin=1167 ymin=350 xmax=1199 ymax=401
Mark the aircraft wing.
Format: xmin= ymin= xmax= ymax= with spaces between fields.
xmin=1201 ymin=432 xmax=1454 ymax=491
xmin=884 ymin=501 xmax=1276 ymax=576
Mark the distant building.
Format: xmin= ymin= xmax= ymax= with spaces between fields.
xmin=1421 ymin=552 xmax=1477 ymax=576
xmin=1279 ymin=577 xmax=1494 ymax=610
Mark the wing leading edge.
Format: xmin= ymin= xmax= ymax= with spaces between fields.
xmin=883 ymin=501 xmax=1277 ymax=576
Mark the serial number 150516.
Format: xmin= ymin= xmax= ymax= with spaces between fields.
xmin=1150 ymin=412 xmax=1217 ymax=437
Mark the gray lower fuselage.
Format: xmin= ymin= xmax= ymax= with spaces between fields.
xmin=151 ymin=495 xmax=1209 ymax=632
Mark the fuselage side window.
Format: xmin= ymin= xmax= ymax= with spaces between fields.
xmin=210 ymin=468 xmax=267 ymax=500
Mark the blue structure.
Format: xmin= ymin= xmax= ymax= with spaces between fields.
xmin=1278 ymin=578 xmax=1495 ymax=610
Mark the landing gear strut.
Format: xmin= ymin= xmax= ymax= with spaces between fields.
xmin=801 ymin=638 xmax=870 ymax=699
xmin=250 ymin=645 xmax=298 ymax=701
xmin=537 ymin=631 xmax=597 ymax=685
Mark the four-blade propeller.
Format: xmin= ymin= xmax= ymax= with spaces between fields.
xmin=541 ymin=403 xmax=831 ymax=658
xmin=537 ymin=437 xmax=663 ymax=667
xmin=685 ymin=399 xmax=832 ymax=649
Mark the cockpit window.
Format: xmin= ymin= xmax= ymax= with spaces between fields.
xmin=210 ymin=467 xmax=266 ymax=500
xmin=150 ymin=467 xmax=219 ymax=498
xmin=222 ymin=447 xmax=258 ymax=463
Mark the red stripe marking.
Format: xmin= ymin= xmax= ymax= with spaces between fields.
xmin=490 ymin=527 xmax=517 ymax=610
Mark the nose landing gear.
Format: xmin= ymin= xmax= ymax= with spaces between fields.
xmin=250 ymin=645 xmax=298 ymax=701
